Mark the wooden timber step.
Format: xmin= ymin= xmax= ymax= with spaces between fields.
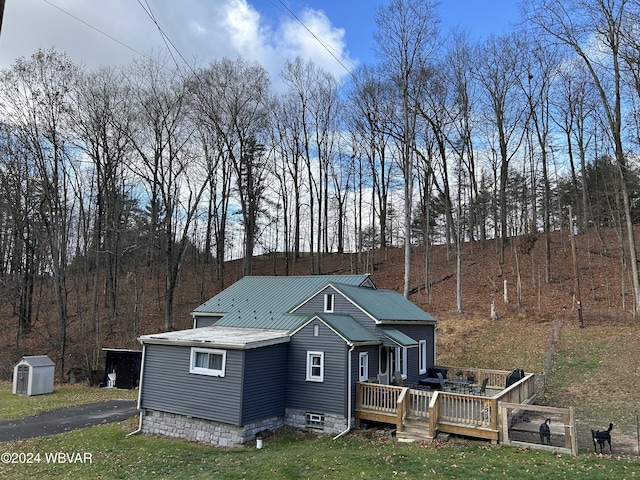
xmin=396 ymin=417 xmax=432 ymax=442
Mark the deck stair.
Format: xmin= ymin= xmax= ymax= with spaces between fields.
xmin=396 ymin=416 xmax=433 ymax=442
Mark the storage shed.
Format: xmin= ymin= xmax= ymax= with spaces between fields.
xmin=102 ymin=349 xmax=142 ymax=389
xmin=12 ymin=355 xmax=55 ymax=396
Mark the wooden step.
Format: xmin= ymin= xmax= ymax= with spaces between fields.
xmin=397 ymin=417 xmax=432 ymax=442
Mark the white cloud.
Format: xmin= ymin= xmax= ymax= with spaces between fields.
xmin=275 ymin=8 xmax=353 ymax=80
xmin=0 ymin=0 xmax=355 ymax=86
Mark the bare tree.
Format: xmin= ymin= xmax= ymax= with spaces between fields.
xmin=0 ymin=123 xmax=41 ymax=338
xmin=519 ymin=35 xmax=561 ymax=284
xmin=346 ymin=65 xmax=398 ymax=252
xmin=281 ymin=57 xmax=339 ymax=274
xmin=127 ymin=56 xmax=205 ymax=331
xmin=475 ymin=33 xmax=529 ymax=267
xmin=73 ymin=66 xmax=135 ymax=336
xmin=192 ymin=58 xmax=272 ymax=277
xmin=0 ymin=48 xmax=79 ymax=379
xmin=550 ymin=61 xmax=598 ymax=236
xmin=271 ymin=94 xmax=305 ymax=271
xmin=527 ymin=0 xmax=640 ymax=314
xmin=375 ymin=0 xmax=440 ymax=298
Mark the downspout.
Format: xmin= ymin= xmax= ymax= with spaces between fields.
xmin=333 ymin=345 xmax=355 ymax=440
xmin=127 ymin=343 xmax=147 ymax=436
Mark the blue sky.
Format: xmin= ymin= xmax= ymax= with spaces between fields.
xmin=0 ymin=0 xmax=522 ymax=80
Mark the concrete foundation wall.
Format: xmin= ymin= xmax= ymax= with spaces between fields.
xmin=141 ymin=409 xmax=284 ymax=447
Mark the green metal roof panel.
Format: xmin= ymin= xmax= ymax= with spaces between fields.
xmin=315 ymin=313 xmax=380 ymax=344
xmin=376 ymin=326 xmax=418 ymax=347
xmin=331 ymin=283 xmax=436 ymax=323
xmin=193 ymin=275 xmax=373 ymax=330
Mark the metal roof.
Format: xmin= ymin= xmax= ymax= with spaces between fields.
xmin=376 ymin=326 xmax=418 ymax=347
xmin=16 ymin=355 xmax=55 ymax=367
xmin=138 ymin=326 xmax=290 ymax=349
xmin=194 ymin=275 xmax=373 ymax=330
xmin=313 ymin=313 xmax=380 ymax=344
xmin=331 ymin=283 xmax=437 ymax=323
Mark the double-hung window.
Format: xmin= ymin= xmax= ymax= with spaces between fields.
xmin=190 ymin=348 xmax=226 ymax=377
xmin=419 ymin=340 xmax=427 ymax=375
xmin=306 ymin=351 xmax=324 ymax=382
xmin=324 ymin=293 xmax=334 ymax=313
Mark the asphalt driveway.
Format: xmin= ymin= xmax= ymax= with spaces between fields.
xmin=0 ymin=400 xmax=138 ymax=441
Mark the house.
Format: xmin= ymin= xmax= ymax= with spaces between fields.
xmin=136 ymin=274 xmax=437 ymax=447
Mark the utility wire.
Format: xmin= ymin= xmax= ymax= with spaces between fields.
xmin=274 ymin=0 xmax=355 ymax=76
xmin=137 ymin=0 xmax=194 ymax=75
xmin=42 ymin=0 xmax=147 ymax=60
xmin=42 ymin=0 xmax=355 ymax=79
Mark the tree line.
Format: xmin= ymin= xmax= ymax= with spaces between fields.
xmin=2 ymin=0 xmax=640 ymax=377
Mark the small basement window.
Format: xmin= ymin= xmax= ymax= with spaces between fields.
xmin=190 ymin=347 xmax=226 ymax=377
xmin=306 ymin=412 xmax=325 ymax=429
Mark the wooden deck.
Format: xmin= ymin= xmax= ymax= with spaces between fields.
xmin=355 ymin=367 xmax=536 ymax=444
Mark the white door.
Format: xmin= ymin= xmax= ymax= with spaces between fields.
xmin=378 ymin=346 xmax=390 ymax=384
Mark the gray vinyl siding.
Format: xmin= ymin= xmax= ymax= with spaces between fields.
xmin=295 ymin=287 xmax=373 ymax=326
xmin=287 ymin=319 xmax=348 ymax=416
xmin=391 ymin=324 xmax=436 ymax=385
xmin=296 ymin=287 xmax=435 ymax=387
xmin=140 ymin=344 xmax=244 ymax=425
xmin=241 ymin=343 xmax=288 ymax=424
xmin=350 ymin=345 xmax=379 ymax=413
xmin=194 ymin=315 xmax=222 ymax=328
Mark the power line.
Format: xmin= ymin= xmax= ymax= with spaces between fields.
xmin=42 ymin=0 xmax=148 ymax=60
xmin=40 ymin=0 xmax=355 ymax=79
xmin=136 ymin=0 xmax=193 ymax=75
xmin=274 ymin=0 xmax=355 ymax=76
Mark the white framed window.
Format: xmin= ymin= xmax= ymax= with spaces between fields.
xmin=359 ymin=352 xmax=369 ymax=381
xmin=306 ymin=412 xmax=325 ymax=429
xmin=324 ymin=293 xmax=334 ymax=312
xmin=419 ymin=340 xmax=427 ymax=375
xmin=391 ymin=346 xmax=407 ymax=379
xmin=306 ymin=351 xmax=324 ymax=382
xmin=190 ymin=347 xmax=226 ymax=377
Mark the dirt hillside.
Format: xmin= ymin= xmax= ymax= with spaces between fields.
xmin=1 ymin=227 xmax=639 ymax=453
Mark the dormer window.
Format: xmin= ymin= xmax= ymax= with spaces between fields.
xmin=324 ymin=293 xmax=334 ymax=313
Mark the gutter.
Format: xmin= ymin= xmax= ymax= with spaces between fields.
xmin=127 ymin=344 xmax=147 ymax=437
xmin=333 ymin=344 xmax=355 ymax=440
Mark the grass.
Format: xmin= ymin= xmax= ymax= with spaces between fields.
xmin=1 ymin=420 xmax=639 ymax=480
xmin=0 ymin=382 xmax=137 ymax=420
xmin=2 ymin=311 xmax=640 ymax=478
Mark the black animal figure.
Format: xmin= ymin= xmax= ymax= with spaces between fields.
xmin=591 ymin=423 xmax=614 ymax=453
xmin=539 ymin=418 xmax=551 ymax=445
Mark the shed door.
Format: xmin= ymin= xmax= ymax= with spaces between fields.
xmin=16 ymin=365 xmax=29 ymax=395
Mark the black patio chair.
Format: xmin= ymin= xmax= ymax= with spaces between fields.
xmin=470 ymin=377 xmax=489 ymax=396
xmin=436 ymin=372 xmax=455 ymax=392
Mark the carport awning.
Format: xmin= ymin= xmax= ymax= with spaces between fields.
xmin=376 ymin=327 xmax=418 ymax=347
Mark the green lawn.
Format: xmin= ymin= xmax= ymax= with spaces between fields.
xmin=2 ymin=326 xmax=639 ymax=480
xmin=0 ymin=382 xmax=137 ymax=420
xmin=1 ymin=419 xmax=638 ymax=480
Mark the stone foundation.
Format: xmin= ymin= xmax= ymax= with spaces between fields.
xmin=284 ymin=408 xmax=349 ymax=435
xmin=141 ymin=409 xmax=284 ymax=447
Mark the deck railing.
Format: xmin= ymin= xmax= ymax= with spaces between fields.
xmin=443 ymin=365 xmax=512 ymax=389
xmin=355 ymin=367 xmax=536 ymax=443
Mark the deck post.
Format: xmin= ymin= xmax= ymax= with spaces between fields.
xmin=355 ymin=383 xmax=362 ymax=429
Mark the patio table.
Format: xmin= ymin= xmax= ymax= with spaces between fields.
xmin=445 ymin=378 xmax=473 ymax=393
